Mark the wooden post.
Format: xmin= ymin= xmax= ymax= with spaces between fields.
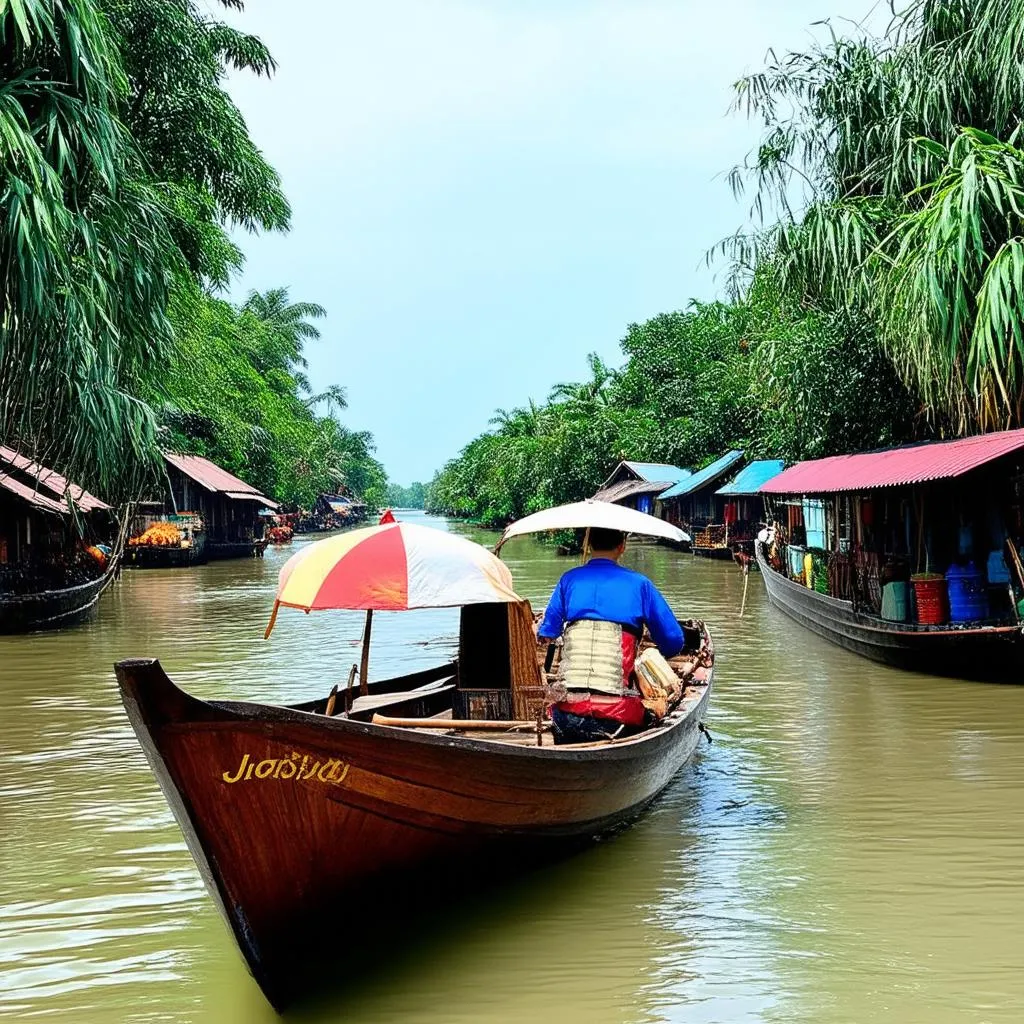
xmin=359 ymin=609 xmax=373 ymax=696
xmin=343 ymin=663 xmax=357 ymax=716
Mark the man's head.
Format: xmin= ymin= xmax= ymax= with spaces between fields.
xmin=588 ymin=527 xmax=626 ymax=561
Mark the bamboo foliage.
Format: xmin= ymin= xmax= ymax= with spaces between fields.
xmin=727 ymin=0 xmax=1024 ymax=435
xmin=0 ymin=0 xmax=179 ymax=494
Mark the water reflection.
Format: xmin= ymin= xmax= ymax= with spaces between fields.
xmin=1 ymin=512 xmax=1023 ymax=1022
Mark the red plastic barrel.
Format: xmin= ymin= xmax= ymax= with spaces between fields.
xmin=912 ymin=574 xmax=949 ymax=625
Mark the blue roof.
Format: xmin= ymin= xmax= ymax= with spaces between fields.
xmin=658 ymin=450 xmax=745 ymax=499
xmin=623 ymin=461 xmax=691 ymax=483
xmin=716 ymin=459 xmax=785 ymax=496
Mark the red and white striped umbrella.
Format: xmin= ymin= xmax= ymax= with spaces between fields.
xmin=264 ymin=521 xmax=520 ymax=636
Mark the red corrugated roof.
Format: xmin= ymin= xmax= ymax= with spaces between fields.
xmin=163 ymin=452 xmax=275 ymax=505
xmin=761 ymin=428 xmax=1024 ymax=495
xmin=0 ymin=471 xmax=70 ymax=514
xmin=0 ymin=445 xmax=110 ymax=512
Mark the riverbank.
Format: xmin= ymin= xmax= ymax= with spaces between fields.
xmin=3 ymin=514 xmax=1023 ymax=1022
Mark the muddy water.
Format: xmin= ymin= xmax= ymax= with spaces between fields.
xmin=2 ymin=511 xmax=1023 ymax=1022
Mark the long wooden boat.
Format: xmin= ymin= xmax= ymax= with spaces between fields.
xmin=0 ymin=561 xmax=119 ymax=634
xmin=116 ymin=620 xmax=713 ymax=1009
xmin=756 ymin=541 xmax=1024 ymax=680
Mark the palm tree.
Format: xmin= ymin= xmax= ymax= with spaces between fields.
xmin=549 ymin=353 xmax=617 ymax=409
xmin=241 ymin=287 xmax=327 ymax=390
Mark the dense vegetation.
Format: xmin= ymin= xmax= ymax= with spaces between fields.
xmin=385 ymin=482 xmax=426 ymax=509
xmin=431 ymin=0 xmax=1024 ymax=524
xmin=152 ymin=285 xmax=387 ymax=508
xmin=0 ymin=0 xmax=383 ymax=505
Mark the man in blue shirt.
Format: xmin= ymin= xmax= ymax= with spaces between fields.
xmin=538 ymin=527 xmax=683 ymax=743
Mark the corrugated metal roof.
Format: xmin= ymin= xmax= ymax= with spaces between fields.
xmin=0 ymin=471 xmax=69 ymax=514
xmin=716 ymin=459 xmax=785 ymax=496
xmin=659 ymin=450 xmax=745 ymax=499
xmin=0 ymin=445 xmax=110 ymax=512
xmin=163 ymin=452 xmax=266 ymax=496
xmin=225 ymin=490 xmax=279 ymax=509
xmin=760 ymin=429 xmax=1024 ymax=495
xmin=593 ymin=479 xmax=674 ymax=503
xmin=623 ymin=461 xmax=691 ymax=483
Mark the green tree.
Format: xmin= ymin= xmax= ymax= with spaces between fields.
xmin=0 ymin=0 xmax=180 ymax=492
xmin=730 ymin=0 xmax=1024 ymax=433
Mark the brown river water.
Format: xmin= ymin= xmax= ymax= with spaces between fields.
xmin=2 ymin=511 xmax=1023 ymax=1023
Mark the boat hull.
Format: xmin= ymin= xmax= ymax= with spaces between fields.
xmin=0 ymin=567 xmax=117 ymax=634
xmin=691 ymin=545 xmax=734 ymax=560
xmin=125 ymin=539 xmax=208 ymax=569
xmin=116 ymin=657 xmax=712 ymax=1007
xmin=756 ymin=542 xmax=1024 ymax=681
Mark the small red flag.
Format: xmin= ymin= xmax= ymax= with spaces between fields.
xmin=379 ymin=508 xmax=396 ymax=525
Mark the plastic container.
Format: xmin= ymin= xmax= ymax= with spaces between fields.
xmin=912 ymin=573 xmax=949 ymax=625
xmin=987 ymin=549 xmax=1010 ymax=584
xmin=812 ymin=553 xmax=829 ymax=594
xmin=803 ymin=552 xmax=814 ymax=589
xmin=946 ymin=562 xmax=989 ymax=622
xmin=881 ymin=581 xmax=909 ymax=622
xmin=788 ymin=545 xmax=806 ymax=580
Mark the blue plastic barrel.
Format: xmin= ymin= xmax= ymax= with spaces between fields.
xmin=946 ymin=562 xmax=989 ymax=622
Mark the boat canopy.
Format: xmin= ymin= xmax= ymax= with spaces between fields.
xmin=760 ymin=428 xmax=1024 ymax=496
xmin=496 ymin=499 xmax=689 ymax=550
xmin=265 ymin=522 xmax=521 ymax=636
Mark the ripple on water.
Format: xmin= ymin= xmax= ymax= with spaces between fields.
xmin=2 ymin=515 xmax=1024 ymax=1022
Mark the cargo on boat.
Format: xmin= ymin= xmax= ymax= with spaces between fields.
xmin=756 ymin=430 xmax=1024 ymax=680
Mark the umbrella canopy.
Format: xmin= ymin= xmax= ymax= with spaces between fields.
xmin=496 ymin=499 xmax=690 ymax=551
xmin=265 ymin=521 xmax=521 ymax=636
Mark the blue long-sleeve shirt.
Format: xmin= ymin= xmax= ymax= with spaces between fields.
xmin=537 ymin=558 xmax=684 ymax=657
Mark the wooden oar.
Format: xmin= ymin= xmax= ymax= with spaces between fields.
xmin=739 ymin=562 xmax=750 ymax=617
xmin=372 ymin=714 xmax=544 ymax=730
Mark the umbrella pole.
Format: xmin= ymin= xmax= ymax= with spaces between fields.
xmin=581 ymin=526 xmax=591 ymax=564
xmin=359 ymin=609 xmax=373 ymax=696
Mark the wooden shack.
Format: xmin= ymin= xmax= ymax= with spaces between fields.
xmin=160 ymin=453 xmax=277 ymax=560
xmin=593 ymin=461 xmax=691 ymax=515
xmin=657 ymin=451 xmax=746 ymax=555
xmin=711 ymin=459 xmax=786 ymax=557
xmin=0 ymin=445 xmax=117 ymax=631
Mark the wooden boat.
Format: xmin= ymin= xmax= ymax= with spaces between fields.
xmin=206 ymin=538 xmax=268 ymax=560
xmin=0 ymin=561 xmax=119 ymax=634
xmin=125 ymin=534 xmax=208 ymax=569
xmin=756 ymin=540 xmax=1024 ymax=680
xmin=116 ymin=613 xmax=713 ymax=1009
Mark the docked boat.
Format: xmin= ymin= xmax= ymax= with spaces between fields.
xmin=0 ymin=445 xmax=122 ymax=632
xmin=756 ymin=541 xmax=1024 ymax=678
xmin=756 ymin=430 xmax=1024 ymax=681
xmin=117 ymin=514 xmax=712 ymax=1008
xmin=1 ymin=560 xmax=119 ymax=633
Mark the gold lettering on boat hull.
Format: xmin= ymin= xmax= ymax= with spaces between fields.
xmin=221 ymin=751 xmax=350 ymax=786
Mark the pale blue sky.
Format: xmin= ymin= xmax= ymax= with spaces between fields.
xmin=225 ymin=0 xmax=882 ymax=484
